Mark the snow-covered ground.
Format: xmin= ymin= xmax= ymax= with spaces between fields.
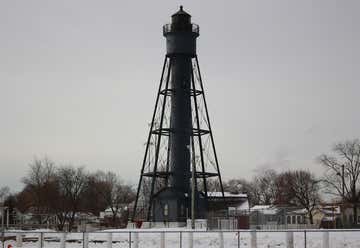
xmin=2 ymin=229 xmax=360 ymax=248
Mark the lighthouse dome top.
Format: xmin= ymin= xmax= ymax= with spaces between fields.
xmin=171 ymin=6 xmax=191 ymax=17
xmin=171 ymin=6 xmax=191 ymax=27
xmin=164 ymin=6 xmax=199 ymax=36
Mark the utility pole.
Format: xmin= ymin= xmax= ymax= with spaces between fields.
xmin=1 ymin=207 xmax=7 ymax=231
xmin=6 ymin=208 xmax=9 ymax=229
xmin=340 ymin=164 xmax=345 ymax=228
xmin=342 ymin=164 xmax=345 ymax=197
xmin=1 ymin=207 xmax=4 ymax=231
xmin=191 ymin=163 xmax=195 ymax=229
xmin=337 ymin=165 xmax=345 ymax=199
xmin=191 ymin=137 xmax=196 ymax=229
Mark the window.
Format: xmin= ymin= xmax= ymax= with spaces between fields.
xmin=357 ymin=215 xmax=360 ymax=224
xmin=297 ymin=216 xmax=301 ymax=224
xmin=287 ymin=216 xmax=291 ymax=224
xmin=292 ymin=215 xmax=296 ymax=224
xmin=164 ymin=204 xmax=169 ymax=216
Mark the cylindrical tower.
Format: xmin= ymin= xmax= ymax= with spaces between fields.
xmin=164 ymin=6 xmax=199 ymax=195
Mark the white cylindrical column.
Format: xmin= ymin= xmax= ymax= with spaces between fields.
xmin=323 ymin=232 xmax=329 ymax=248
xmin=83 ymin=233 xmax=89 ymax=248
xmin=6 ymin=210 xmax=9 ymax=228
xmin=16 ymin=234 xmax=22 ymax=247
xmin=107 ymin=233 xmax=112 ymax=248
xmin=133 ymin=232 xmax=139 ymax=248
xmin=286 ymin=232 xmax=294 ymax=248
xmin=219 ymin=232 xmax=224 ymax=248
xmin=250 ymin=231 xmax=257 ymax=248
xmin=38 ymin=233 xmax=42 ymax=248
xmin=188 ymin=232 xmax=193 ymax=248
xmin=60 ymin=232 xmax=66 ymax=248
xmin=160 ymin=232 xmax=165 ymax=248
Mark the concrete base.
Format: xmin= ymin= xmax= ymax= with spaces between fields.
xmin=126 ymin=222 xmax=137 ymax=229
xmin=126 ymin=221 xmax=187 ymax=229
xmin=186 ymin=219 xmax=207 ymax=229
xmin=141 ymin=222 xmax=151 ymax=228
xmin=147 ymin=221 xmax=187 ymax=228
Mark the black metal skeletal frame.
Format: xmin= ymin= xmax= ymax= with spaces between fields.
xmin=132 ymin=55 xmax=225 ymax=221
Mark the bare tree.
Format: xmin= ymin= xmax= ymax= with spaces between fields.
xmin=16 ymin=186 xmax=33 ymax=213
xmin=278 ymin=170 xmax=320 ymax=224
xmin=205 ymin=178 xmax=222 ymax=192
xmin=93 ymin=171 xmax=135 ymax=227
xmin=21 ymin=157 xmax=56 ymax=224
xmin=53 ymin=189 xmax=67 ymax=230
xmin=223 ymin=179 xmax=249 ymax=194
xmin=18 ymin=159 xmax=137 ymax=230
xmin=222 ymin=178 xmax=256 ymax=206
xmin=224 ymin=170 xmax=278 ymax=206
xmin=319 ymin=139 xmax=360 ymax=225
xmin=82 ymin=175 xmax=107 ymax=215
xmin=252 ymin=169 xmax=278 ymax=205
xmin=273 ymin=172 xmax=294 ymax=205
xmin=57 ymin=165 xmax=88 ymax=231
xmin=0 ymin=186 xmax=10 ymax=203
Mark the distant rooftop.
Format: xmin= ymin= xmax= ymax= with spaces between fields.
xmin=207 ymin=191 xmax=248 ymax=198
xmin=250 ymin=205 xmax=279 ymax=215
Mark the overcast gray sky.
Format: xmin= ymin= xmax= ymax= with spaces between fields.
xmin=1 ymin=0 xmax=359 ymax=191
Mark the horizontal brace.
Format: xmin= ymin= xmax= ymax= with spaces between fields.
xmin=191 ymin=128 xmax=210 ymax=136
xmin=159 ymin=88 xmax=203 ymax=97
xmin=159 ymin=89 xmax=173 ymax=96
xmin=151 ymin=128 xmax=172 ymax=136
xmin=150 ymin=128 xmax=210 ymax=136
xmin=195 ymin=172 xmax=219 ymax=178
xmin=142 ymin=171 xmax=172 ymax=178
xmin=142 ymin=171 xmax=218 ymax=178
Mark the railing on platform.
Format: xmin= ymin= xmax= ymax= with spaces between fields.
xmin=1 ymin=229 xmax=360 ymax=248
xmin=162 ymin=23 xmax=199 ymax=35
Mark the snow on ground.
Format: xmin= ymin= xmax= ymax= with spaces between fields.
xmin=2 ymin=229 xmax=360 ymax=248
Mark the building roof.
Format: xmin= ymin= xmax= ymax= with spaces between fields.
xmin=229 ymin=199 xmax=249 ymax=211
xmin=288 ymin=208 xmax=308 ymax=215
xmin=250 ymin=205 xmax=279 ymax=215
xmin=251 ymin=205 xmax=272 ymax=210
xmin=322 ymin=216 xmax=336 ymax=221
xmin=320 ymin=205 xmax=341 ymax=215
xmin=207 ymin=191 xmax=247 ymax=198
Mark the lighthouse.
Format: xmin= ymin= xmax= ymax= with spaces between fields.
xmin=166 ymin=6 xmax=196 ymax=205
xmin=132 ymin=6 xmax=225 ymax=225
